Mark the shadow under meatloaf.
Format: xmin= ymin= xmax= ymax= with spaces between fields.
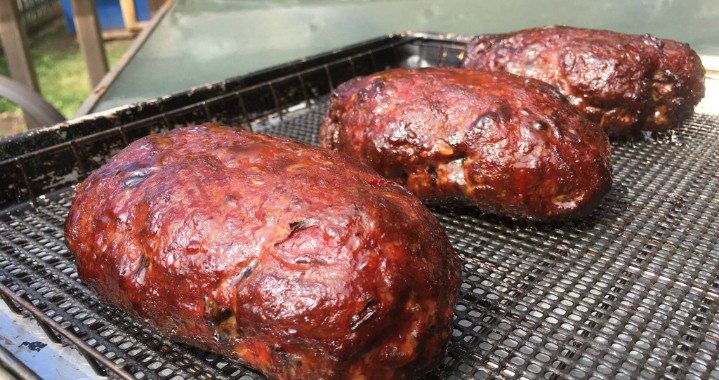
xmin=319 ymin=67 xmax=612 ymax=222
xmin=64 ymin=124 xmax=460 ymax=380
xmin=463 ymin=25 xmax=706 ymax=137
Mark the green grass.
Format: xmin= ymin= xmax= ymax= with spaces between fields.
xmin=0 ymin=20 xmax=130 ymax=117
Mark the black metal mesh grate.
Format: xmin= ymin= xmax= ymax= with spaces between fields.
xmin=1 ymin=99 xmax=718 ymax=379
xmin=255 ymin=105 xmax=719 ymax=380
xmin=1 ymin=33 xmax=718 ymax=379
xmin=0 ymin=192 xmax=264 ymax=379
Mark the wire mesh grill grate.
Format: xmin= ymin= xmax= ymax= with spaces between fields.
xmin=0 ymin=57 xmax=719 ymax=379
xmin=2 ymin=100 xmax=719 ymax=378
xmin=254 ymin=103 xmax=719 ymax=380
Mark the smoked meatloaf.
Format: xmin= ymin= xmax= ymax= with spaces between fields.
xmin=64 ymin=124 xmax=460 ymax=379
xmin=319 ymin=67 xmax=612 ymax=222
xmin=463 ymin=25 xmax=706 ymax=136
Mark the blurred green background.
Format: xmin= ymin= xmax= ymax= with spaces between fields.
xmin=0 ymin=20 xmax=129 ymax=118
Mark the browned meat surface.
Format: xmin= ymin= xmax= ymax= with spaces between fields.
xmin=319 ymin=68 xmax=611 ymax=222
xmin=64 ymin=124 xmax=460 ymax=379
xmin=463 ymin=25 xmax=705 ymax=136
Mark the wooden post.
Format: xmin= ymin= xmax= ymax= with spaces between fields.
xmin=119 ymin=0 xmax=138 ymax=31
xmin=148 ymin=0 xmax=165 ymax=16
xmin=71 ymin=0 xmax=108 ymax=87
xmin=0 ymin=0 xmax=42 ymax=129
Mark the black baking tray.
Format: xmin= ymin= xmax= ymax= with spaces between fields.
xmin=1 ymin=32 xmax=718 ymax=379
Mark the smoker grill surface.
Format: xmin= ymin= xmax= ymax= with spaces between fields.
xmin=0 ymin=34 xmax=718 ymax=379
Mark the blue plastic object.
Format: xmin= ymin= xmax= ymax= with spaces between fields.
xmin=61 ymin=0 xmax=151 ymax=34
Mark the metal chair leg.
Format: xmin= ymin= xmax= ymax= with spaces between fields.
xmin=0 ymin=75 xmax=66 ymax=129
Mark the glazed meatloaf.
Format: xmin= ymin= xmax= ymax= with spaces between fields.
xmin=319 ymin=67 xmax=611 ymax=222
xmin=64 ymin=124 xmax=460 ymax=379
xmin=463 ymin=25 xmax=705 ymax=136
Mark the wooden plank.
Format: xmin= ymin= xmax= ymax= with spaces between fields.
xmin=0 ymin=0 xmax=42 ymax=129
xmin=102 ymin=26 xmax=143 ymax=41
xmin=71 ymin=0 xmax=108 ymax=87
xmin=119 ymin=0 xmax=138 ymax=31
xmin=75 ymin=0 xmax=173 ymax=117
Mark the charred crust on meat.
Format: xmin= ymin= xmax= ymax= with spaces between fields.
xmin=288 ymin=218 xmax=317 ymax=236
xmin=350 ymin=299 xmax=378 ymax=331
xmin=427 ymin=166 xmax=438 ymax=183
xmin=204 ymin=297 xmax=234 ymax=325
xmin=134 ymin=254 xmax=150 ymax=279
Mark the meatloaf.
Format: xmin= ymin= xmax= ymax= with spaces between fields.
xmin=463 ymin=25 xmax=705 ymax=136
xmin=64 ymin=124 xmax=460 ymax=379
xmin=319 ymin=67 xmax=612 ymax=221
